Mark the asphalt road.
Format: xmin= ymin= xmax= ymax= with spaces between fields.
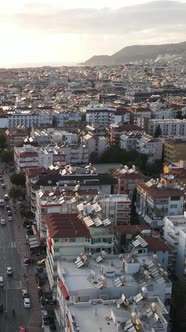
xmin=0 ymin=172 xmax=33 ymax=331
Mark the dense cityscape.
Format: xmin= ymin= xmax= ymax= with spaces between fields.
xmin=0 ymin=57 xmax=185 ymax=332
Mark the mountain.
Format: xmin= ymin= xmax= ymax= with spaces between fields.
xmin=82 ymin=41 xmax=186 ymax=65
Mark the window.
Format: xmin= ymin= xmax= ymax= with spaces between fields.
xmin=69 ymin=238 xmax=76 ymax=243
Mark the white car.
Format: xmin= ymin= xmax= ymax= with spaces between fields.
xmin=4 ymin=194 xmax=9 ymax=201
xmin=21 ymin=288 xmax=29 ymax=298
xmin=1 ymin=218 xmax=6 ymax=225
xmin=24 ymin=297 xmax=31 ymax=308
xmin=7 ymin=267 xmax=13 ymax=276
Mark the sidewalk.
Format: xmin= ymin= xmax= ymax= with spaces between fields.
xmin=14 ymin=207 xmax=43 ymax=332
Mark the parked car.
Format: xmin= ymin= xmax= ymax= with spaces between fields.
xmin=1 ymin=183 xmax=5 ymax=189
xmin=4 ymin=194 xmax=9 ymax=201
xmin=1 ymin=218 xmax=6 ymax=225
xmin=37 ymin=259 xmax=46 ymax=267
xmin=8 ymin=216 xmax=13 ymax=222
xmin=24 ymin=258 xmax=35 ymax=265
xmin=24 ymin=297 xmax=31 ymax=308
xmin=6 ymin=205 xmax=11 ymax=211
xmin=7 ymin=267 xmax=13 ymax=276
xmin=0 ymin=199 xmax=4 ymax=207
xmin=21 ymin=289 xmax=29 ymax=298
xmin=7 ymin=210 xmax=12 ymax=216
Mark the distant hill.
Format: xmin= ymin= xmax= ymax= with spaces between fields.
xmin=82 ymin=41 xmax=186 ymax=65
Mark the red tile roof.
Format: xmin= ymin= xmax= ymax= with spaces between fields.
xmin=114 ymin=224 xmax=151 ymax=234
xmin=137 ymin=182 xmax=184 ymax=198
xmin=45 ymin=213 xmax=90 ymax=239
xmin=143 ymin=236 xmax=171 ymax=252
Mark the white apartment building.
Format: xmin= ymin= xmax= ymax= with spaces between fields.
xmin=98 ymin=194 xmax=131 ymax=226
xmin=120 ymin=132 xmax=163 ymax=162
xmin=56 ymin=254 xmax=169 ymax=332
xmin=14 ymin=143 xmax=89 ymax=172
xmin=164 ymin=214 xmax=186 ymax=279
xmin=136 ymin=175 xmax=184 ymax=229
xmin=83 ymin=134 xmax=110 ymax=158
xmin=7 ymin=109 xmax=53 ymax=128
xmin=136 ymin=136 xmax=163 ymax=163
xmin=31 ymin=129 xmax=79 ymax=146
xmin=54 ymin=110 xmax=82 ymax=126
xmin=84 ymin=106 xmax=117 ymax=126
xmin=148 ymin=119 xmax=186 ymax=137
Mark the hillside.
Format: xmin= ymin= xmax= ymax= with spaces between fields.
xmin=82 ymin=41 xmax=186 ymax=65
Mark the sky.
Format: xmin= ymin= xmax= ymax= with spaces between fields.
xmin=0 ymin=0 xmax=186 ymax=67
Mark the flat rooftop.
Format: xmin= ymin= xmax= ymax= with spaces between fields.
xmin=165 ymin=215 xmax=186 ymax=233
xmin=58 ymin=256 xmax=137 ymax=292
xmin=67 ymin=296 xmax=168 ymax=332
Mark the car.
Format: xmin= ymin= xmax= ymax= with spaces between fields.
xmin=24 ymin=258 xmax=35 ymax=265
xmin=8 ymin=210 xmax=12 ymax=216
xmin=6 ymin=205 xmax=11 ymax=211
xmin=0 ymin=177 xmax=3 ymax=182
xmin=4 ymin=194 xmax=9 ymax=201
xmin=1 ymin=183 xmax=5 ymax=189
xmin=1 ymin=218 xmax=6 ymax=225
xmin=6 ymin=267 xmax=13 ymax=276
xmin=19 ymin=327 xmax=26 ymax=332
xmin=24 ymin=297 xmax=31 ymax=308
xmin=37 ymin=259 xmax=46 ymax=267
xmin=0 ymin=199 xmax=4 ymax=207
xmin=8 ymin=216 xmax=13 ymax=222
xmin=21 ymin=289 xmax=29 ymax=298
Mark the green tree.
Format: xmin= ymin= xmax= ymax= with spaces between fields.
xmin=0 ymin=132 xmax=6 ymax=150
xmin=154 ymin=124 xmax=162 ymax=138
xmin=10 ymin=173 xmax=26 ymax=187
xmin=0 ymin=150 xmax=13 ymax=163
xmin=9 ymin=185 xmax=26 ymax=201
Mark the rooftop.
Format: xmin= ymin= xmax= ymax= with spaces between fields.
xmin=67 ymin=296 xmax=168 ymax=332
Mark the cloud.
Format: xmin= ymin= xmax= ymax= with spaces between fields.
xmin=11 ymin=0 xmax=186 ymax=36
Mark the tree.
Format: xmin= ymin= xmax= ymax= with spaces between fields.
xmin=154 ymin=124 xmax=162 ymax=138
xmin=0 ymin=132 xmax=6 ymax=150
xmin=0 ymin=150 xmax=13 ymax=163
xmin=10 ymin=173 xmax=26 ymax=187
xmin=9 ymin=185 xmax=26 ymax=201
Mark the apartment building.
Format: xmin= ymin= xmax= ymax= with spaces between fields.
xmin=164 ymin=214 xmax=186 ymax=279
xmin=35 ymin=188 xmax=97 ymax=240
xmin=56 ymin=254 xmax=169 ymax=332
xmin=45 ymin=213 xmax=114 ymax=290
xmin=14 ymin=142 xmax=89 ymax=172
xmin=98 ymin=194 xmax=131 ymax=226
xmin=113 ymin=165 xmax=144 ymax=198
xmin=85 ymin=107 xmax=117 ymax=126
xmin=148 ymin=119 xmax=186 ymax=137
xmin=30 ymin=129 xmax=79 ymax=146
xmin=136 ymin=175 xmax=184 ymax=229
xmin=107 ymin=124 xmax=143 ymax=146
xmin=164 ymin=139 xmax=186 ymax=163
xmin=5 ymin=128 xmax=28 ymax=148
xmin=26 ymin=164 xmax=116 ymax=213
xmin=120 ymin=132 xmax=163 ymax=162
xmin=54 ymin=110 xmax=82 ymax=126
xmin=7 ymin=109 xmax=53 ymax=128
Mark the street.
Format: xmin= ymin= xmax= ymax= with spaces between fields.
xmin=0 ymin=169 xmax=43 ymax=332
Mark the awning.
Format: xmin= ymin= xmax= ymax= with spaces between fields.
xmin=28 ymin=235 xmax=40 ymax=248
xmin=57 ymin=279 xmax=69 ymax=300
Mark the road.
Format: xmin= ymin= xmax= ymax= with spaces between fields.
xmin=0 ymin=170 xmax=42 ymax=332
